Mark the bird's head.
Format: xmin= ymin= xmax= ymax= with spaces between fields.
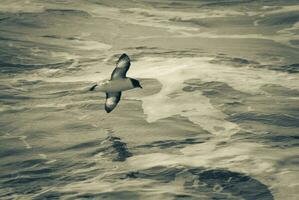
xmin=131 ymin=78 xmax=143 ymax=89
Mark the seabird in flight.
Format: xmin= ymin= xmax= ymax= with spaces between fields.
xmin=89 ymin=53 xmax=142 ymax=113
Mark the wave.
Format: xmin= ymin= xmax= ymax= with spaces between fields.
xmin=88 ymin=166 xmax=274 ymax=200
xmin=137 ymin=135 xmax=210 ymax=150
xmin=0 ymin=60 xmax=74 ymax=73
xmin=229 ymin=113 xmax=299 ymax=127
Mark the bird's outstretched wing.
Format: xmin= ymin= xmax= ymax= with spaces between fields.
xmin=105 ymin=92 xmax=121 ymax=113
xmin=111 ymin=53 xmax=130 ymax=80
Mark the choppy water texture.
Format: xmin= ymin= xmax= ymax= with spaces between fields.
xmin=0 ymin=0 xmax=299 ymax=199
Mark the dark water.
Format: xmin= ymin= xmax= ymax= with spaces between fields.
xmin=0 ymin=1 xmax=298 ymax=199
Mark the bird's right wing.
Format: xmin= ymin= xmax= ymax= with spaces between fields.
xmin=105 ymin=92 xmax=122 ymax=113
xmin=110 ymin=53 xmax=131 ymax=80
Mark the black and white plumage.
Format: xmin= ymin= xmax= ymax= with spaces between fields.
xmin=90 ymin=54 xmax=142 ymax=113
xmin=111 ymin=53 xmax=131 ymax=79
xmin=105 ymin=92 xmax=121 ymax=113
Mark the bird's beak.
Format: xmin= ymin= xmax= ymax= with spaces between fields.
xmin=139 ymin=85 xmax=143 ymax=89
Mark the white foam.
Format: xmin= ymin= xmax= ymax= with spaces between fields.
xmin=126 ymin=56 xmax=299 ymax=200
xmin=262 ymin=5 xmax=299 ymax=15
xmin=2 ymin=134 xmax=32 ymax=149
xmin=0 ymin=0 xmax=45 ymax=13
xmin=126 ymin=7 xmax=244 ymax=20
xmin=71 ymin=40 xmax=111 ymax=51
xmin=19 ymin=135 xmax=32 ymax=149
xmin=128 ymin=56 xmax=298 ymax=135
xmin=85 ymin=4 xmax=299 ymax=45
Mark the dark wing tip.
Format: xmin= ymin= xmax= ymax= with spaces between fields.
xmin=105 ymin=105 xmax=113 ymax=113
xmin=89 ymin=84 xmax=97 ymax=91
xmin=117 ymin=53 xmax=130 ymax=64
xmin=120 ymin=53 xmax=129 ymax=59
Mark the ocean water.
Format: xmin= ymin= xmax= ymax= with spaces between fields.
xmin=0 ymin=0 xmax=298 ymax=199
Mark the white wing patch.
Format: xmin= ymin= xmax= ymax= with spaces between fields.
xmin=106 ymin=96 xmax=116 ymax=106
xmin=111 ymin=54 xmax=131 ymax=79
xmin=117 ymin=59 xmax=129 ymax=68
xmin=105 ymin=92 xmax=121 ymax=113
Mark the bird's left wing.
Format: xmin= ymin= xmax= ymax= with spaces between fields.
xmin=111 ymin=53 xmax=131 ymax=80
xmin=105 ymin=92 xmax=122 ymax=113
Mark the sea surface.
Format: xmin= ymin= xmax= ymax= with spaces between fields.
xmin=0 ymin=0 xmax=299 ymax=199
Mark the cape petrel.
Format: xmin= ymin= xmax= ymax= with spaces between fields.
xmin=89 ymin=54 xmax=142 ymax=113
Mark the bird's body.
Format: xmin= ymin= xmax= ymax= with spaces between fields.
xmin=89 ymin=53 xmax=142 ymax=113
xmin=96 ymin=78 xmax=135 ymax=93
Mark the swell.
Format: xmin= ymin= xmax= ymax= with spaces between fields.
xmin=0 ymin=134 xmax=132 ymax=199
xmin=99 ymin=166 xmax=274 ymax=200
